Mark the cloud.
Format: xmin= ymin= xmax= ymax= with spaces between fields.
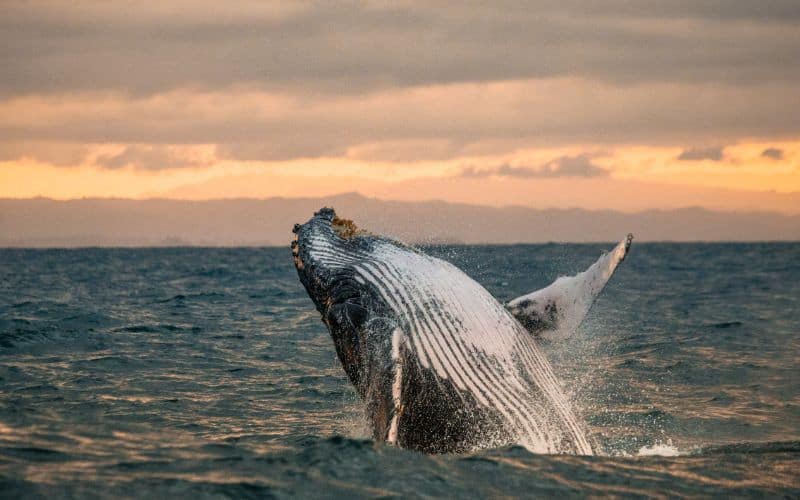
xmin=94 ymin=145 xmax=210 ymax=170
xmin=677 ymin=147 xmax=725 ymax=161
xmin=0 ymin=141 xmax=88 ymax=166
xmin=1 ymin=3 xmax=800 ymax=166
xmin=461 ymin=155 xmax=608 ymax=178
xmin=1 ymin=80 xmax=798 ymax=166
xmin=761 ymin=147 xmax=784 ymax=160
xmin=1 ymin=2 xmax=800 ymax=97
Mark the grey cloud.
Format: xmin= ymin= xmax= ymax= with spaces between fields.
xmin=1 ymin=79 xmax=798 ymax=164
xmin=461 ymin=155 xmax=608 ymax=178
xmin=1 ymin=1 xmax=800 ymax=97
xmin=94 ymin=145 xmax=208 ymax=170
xmin=677 ymin=147 xmax=725 ymax=161
xmin=761 ymin=147 xmax=784 ymax=160
xmin=0 ymin=142 xmax=88 ymax=166
xmin=573 ymin=0 xmax=800 ymax=22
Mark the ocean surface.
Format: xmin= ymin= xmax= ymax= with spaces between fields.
xmin=0 ymin=243 xmax=798 ymax=498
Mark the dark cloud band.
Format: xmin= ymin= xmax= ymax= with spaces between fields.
xmin=2 ymin=1 xmax=800 ymax=96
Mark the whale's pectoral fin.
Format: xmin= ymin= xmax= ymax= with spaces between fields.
xmin=507 ymin=234 xmax=632 ymax=341
xmin=361 ymin=319 xmax=407 ymax=445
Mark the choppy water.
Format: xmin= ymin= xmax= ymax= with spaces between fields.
xmin=1 ymin=243 xmax=798 ymax=498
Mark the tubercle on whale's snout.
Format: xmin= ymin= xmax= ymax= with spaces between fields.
xmin=291 ymin=210 xmax=331 ymax=272
xmin=290 ymin=221 xmax=305 ymax=271
xmin=291 ymin=233 xmax=304 ymax=271
xmin=318 ymin=207 xmax=336 ymax=219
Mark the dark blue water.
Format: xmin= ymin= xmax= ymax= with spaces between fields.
xmin=1 ymin=243 xmax=798 ymax=498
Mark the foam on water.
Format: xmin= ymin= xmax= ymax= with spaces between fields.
xmin=636 ymin=440 xmax=682 ymax=457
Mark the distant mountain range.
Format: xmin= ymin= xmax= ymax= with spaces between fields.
xmin=1 ymin=194 xmax=798 ymax=247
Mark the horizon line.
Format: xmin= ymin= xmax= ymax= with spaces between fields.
xmin=2 ymin=240 xmax=800 ymax=250
xmin=2 ymin=193 xmax=799 ymax=216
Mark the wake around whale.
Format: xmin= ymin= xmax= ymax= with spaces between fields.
xmin=292 ymin=208 xmax=632 ymax=454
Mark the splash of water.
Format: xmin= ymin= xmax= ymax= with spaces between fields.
xmin=637 ymin=440 xmax=682 ymax=457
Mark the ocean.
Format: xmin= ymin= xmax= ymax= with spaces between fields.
xmin=1 ymin=243 xmax=798 ymax=498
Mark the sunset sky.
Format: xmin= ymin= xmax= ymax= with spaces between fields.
xmin=2 ymin=1 xmax=799 ymax=213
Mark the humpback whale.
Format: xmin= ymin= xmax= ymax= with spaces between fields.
xmin=292 ymin=208 xmax=632 ymax=454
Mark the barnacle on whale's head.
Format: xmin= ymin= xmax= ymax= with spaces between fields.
xmin=331 ymin=216 xmax=368 ymax=239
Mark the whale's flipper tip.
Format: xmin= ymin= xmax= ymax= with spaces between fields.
xmin=622 ymin=233 xmax=634 ymax=257
xmin=617 ymin=233 xmax=633 ymax=261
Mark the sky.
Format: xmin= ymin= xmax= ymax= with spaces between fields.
xmin=2 ymin=1 xmax=800 ymax=213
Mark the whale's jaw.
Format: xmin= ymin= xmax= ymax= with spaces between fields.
xmin=292 ymin=208 xmax=374 ymax=393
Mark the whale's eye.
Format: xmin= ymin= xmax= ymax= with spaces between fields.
xmin=343 ymin=303 xmax=368 ymax=327
xmin=328 ymin=302 xmax=368 ymax=332
xmin=328 ymin=271 xmax=362 ymax=305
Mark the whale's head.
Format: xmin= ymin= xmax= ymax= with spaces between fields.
xmin=292 ymin=207 xmax=367 ymax=312
xmin=291 ymin=207 xmax=387 ymax=390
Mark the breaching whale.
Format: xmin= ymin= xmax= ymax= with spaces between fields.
xmin=292 ymin=208 xmax=632 ymax=454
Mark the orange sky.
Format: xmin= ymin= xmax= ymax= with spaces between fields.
xmin=1 ymin=2 xmax=799 ymax=213
xmin=2 ymin=139 xmax=799 ymax=213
